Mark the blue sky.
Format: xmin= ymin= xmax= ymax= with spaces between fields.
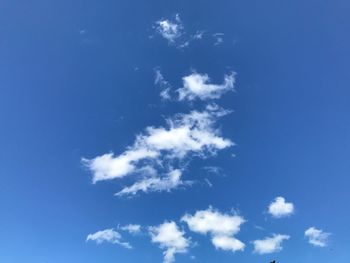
xmin=1 ymin=0 xmax=350 ymax=262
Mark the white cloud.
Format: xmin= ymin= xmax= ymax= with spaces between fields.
xmin=115 ymin=169 xmax=192 ymax=196
xmin=120 ymin=224 xmax=142 ymax=235
xmin=181 ymin=207 xmax=245 ymax=252
xmin=83 ymin=104 xmax=233 ymax=195
xmin=86 ymin=229 xmax=132 ymax=249
xmin=178 ymin=72 xmax=235 ymax=101
xmin=212 ymin=235 xmax=245 ymax=252
xmin=155 ymin=69 xmax=172 ymax=100
xmin=149 ymin=221 xmax=190 ymax=263
xmin=192 ymin=30 xmax=205 ymax=40
xmin=268 ymin=197 xmax=294 ymax=218
xmin=82 ymin=149 xmax=158 ymax=183
xmin=252 ymin=234 xmax=290 ymax=254
xmin=156 ymin=14 xmax=183 ymax=44
xmin=305 ymin=227 xmax=330 ymax=247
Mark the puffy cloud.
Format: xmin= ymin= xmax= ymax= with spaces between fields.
xmin=149 ymin=221 xmax=190 ymax=263
xmin=120 ymin=224 xmax=142 ymax=235
xmin=115 ymin=169 xmax=192 ymax=196
xmin=252 ymin=234 xmax=290 ymax=254
xmin=305 ymin=227 xmax=330 ymax=247
xmin=83 ymin=105 xmax=233 ymax=195
xmin=86 ymin=229 xmax=132 ymax=249
xmin=181 ymin=207 xmax=245 ymax=252
xmin=178 ymin=72 xmax=235 ymax=101
xmin=82 ymin=149 xmax=158 ymax=183
xmin=156 ymin=14 xmax=183 ymax=44
xmin=268 ymin=197 xmax=294 ymax=218
xmin=212 ymin=235 xmax=245 ymax=252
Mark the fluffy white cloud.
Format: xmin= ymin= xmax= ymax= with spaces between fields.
xmin=120 ymin=224 xmax=142 ymax=234
xmin=86 ymin=229 xmax=132 ymax=249
xmin=252 ymin=234 xmax=290 ymax=254
xmin=156 ymin=14 xmax=183 ymax=44
xmin=82 ymin=149 xmax=158 ymax=183
xmin=212 ymin=235 xmax=245 ymax=252
xmin=178 ymin=72 xmax=235 ymax=101
xmin=149 ymin=221 xmax=190 ymax=263
xmin=305 ymin=227 xmax=330 ymax=247
xmin=268 ymin=197 xmax=294 ymax=218
xmin=115 ymin=169 xmax=192 ymax=196
xmin=181 ymin=207 xmax=245 ymax=252
xmin=83 ymin=105 xmax=233 ymax=195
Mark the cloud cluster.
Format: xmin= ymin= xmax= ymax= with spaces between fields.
xmin=252 ymin=234 xmax=290 ymax=254
xmin=87 ymin=204 xmax=332 ymax=261
xmin=83 ymin=104 xmax=233 ymax=196
xmin=305 ymin=227 xmax=330 ymax=247
xmin=86 ymin=229 xmax=132 ymax=249
xmin=181 ymin=207 xmax=245 ymax=252
xmin=149 ymin=221 xmax=190 ymax=263
xmin=268 ymin=197 xmax=294 ymax=218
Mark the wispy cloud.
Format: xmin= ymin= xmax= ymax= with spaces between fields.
xmin=115 ymin=169 xmax=192 ymax=196
xmin=181 ymin=207 xmax=245 ymax=252
xmin=155 ymin=69 xmax=172 ymax=100
xmin=149 ymin=221 xmax=191 ymax=263
xmin=86 ymin=229 xmax=132 ymax=249
xmin=252 ymin=234 xmax=290 ymax=254
xmin=155 ymin=14 xmax=184 ymax=44
xmin=154 ymin=14 xmax=209 ymax=49
xmin=305 ymin=227 xmax=330 ymax=247
xmin=268 ymin=197 xmax=294 ymax=218
xmin=213 ymin=33 xmax=224 ymax=46
xmin=192 ymin=30 xmax=205 ymax=40
xmin=120 ymin=224 xmax=142 ymax=235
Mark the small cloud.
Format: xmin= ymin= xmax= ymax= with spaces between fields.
xmin=155 ymin=14 xmax=183 ymax=44
xmin=252 ymin=234 xmax=290 ymax=254
xmin=86 ymin=229 xmax=132 ymax=249
xmin=305 ymin=227 xmax=330 ymax=247
xmin=268 ymin=197 xmax=294 ymax=218
xmin=149 ymin=221 xmax=191 ymax=263
xmin=181 ymin=207 xmax=245 ymax=252
xmin=178 ymin=72 xmax=236 ymax=101
xmin=120 ymin=224 xmax=142 ymax=235
xmin=154 ymin=14 xmax=206 ymax=49
xmin=212 ymin=235 xmax=245 ymax=252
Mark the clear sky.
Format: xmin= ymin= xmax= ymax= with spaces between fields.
xmin=1 ymin=0 xmax=350 ymax=262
